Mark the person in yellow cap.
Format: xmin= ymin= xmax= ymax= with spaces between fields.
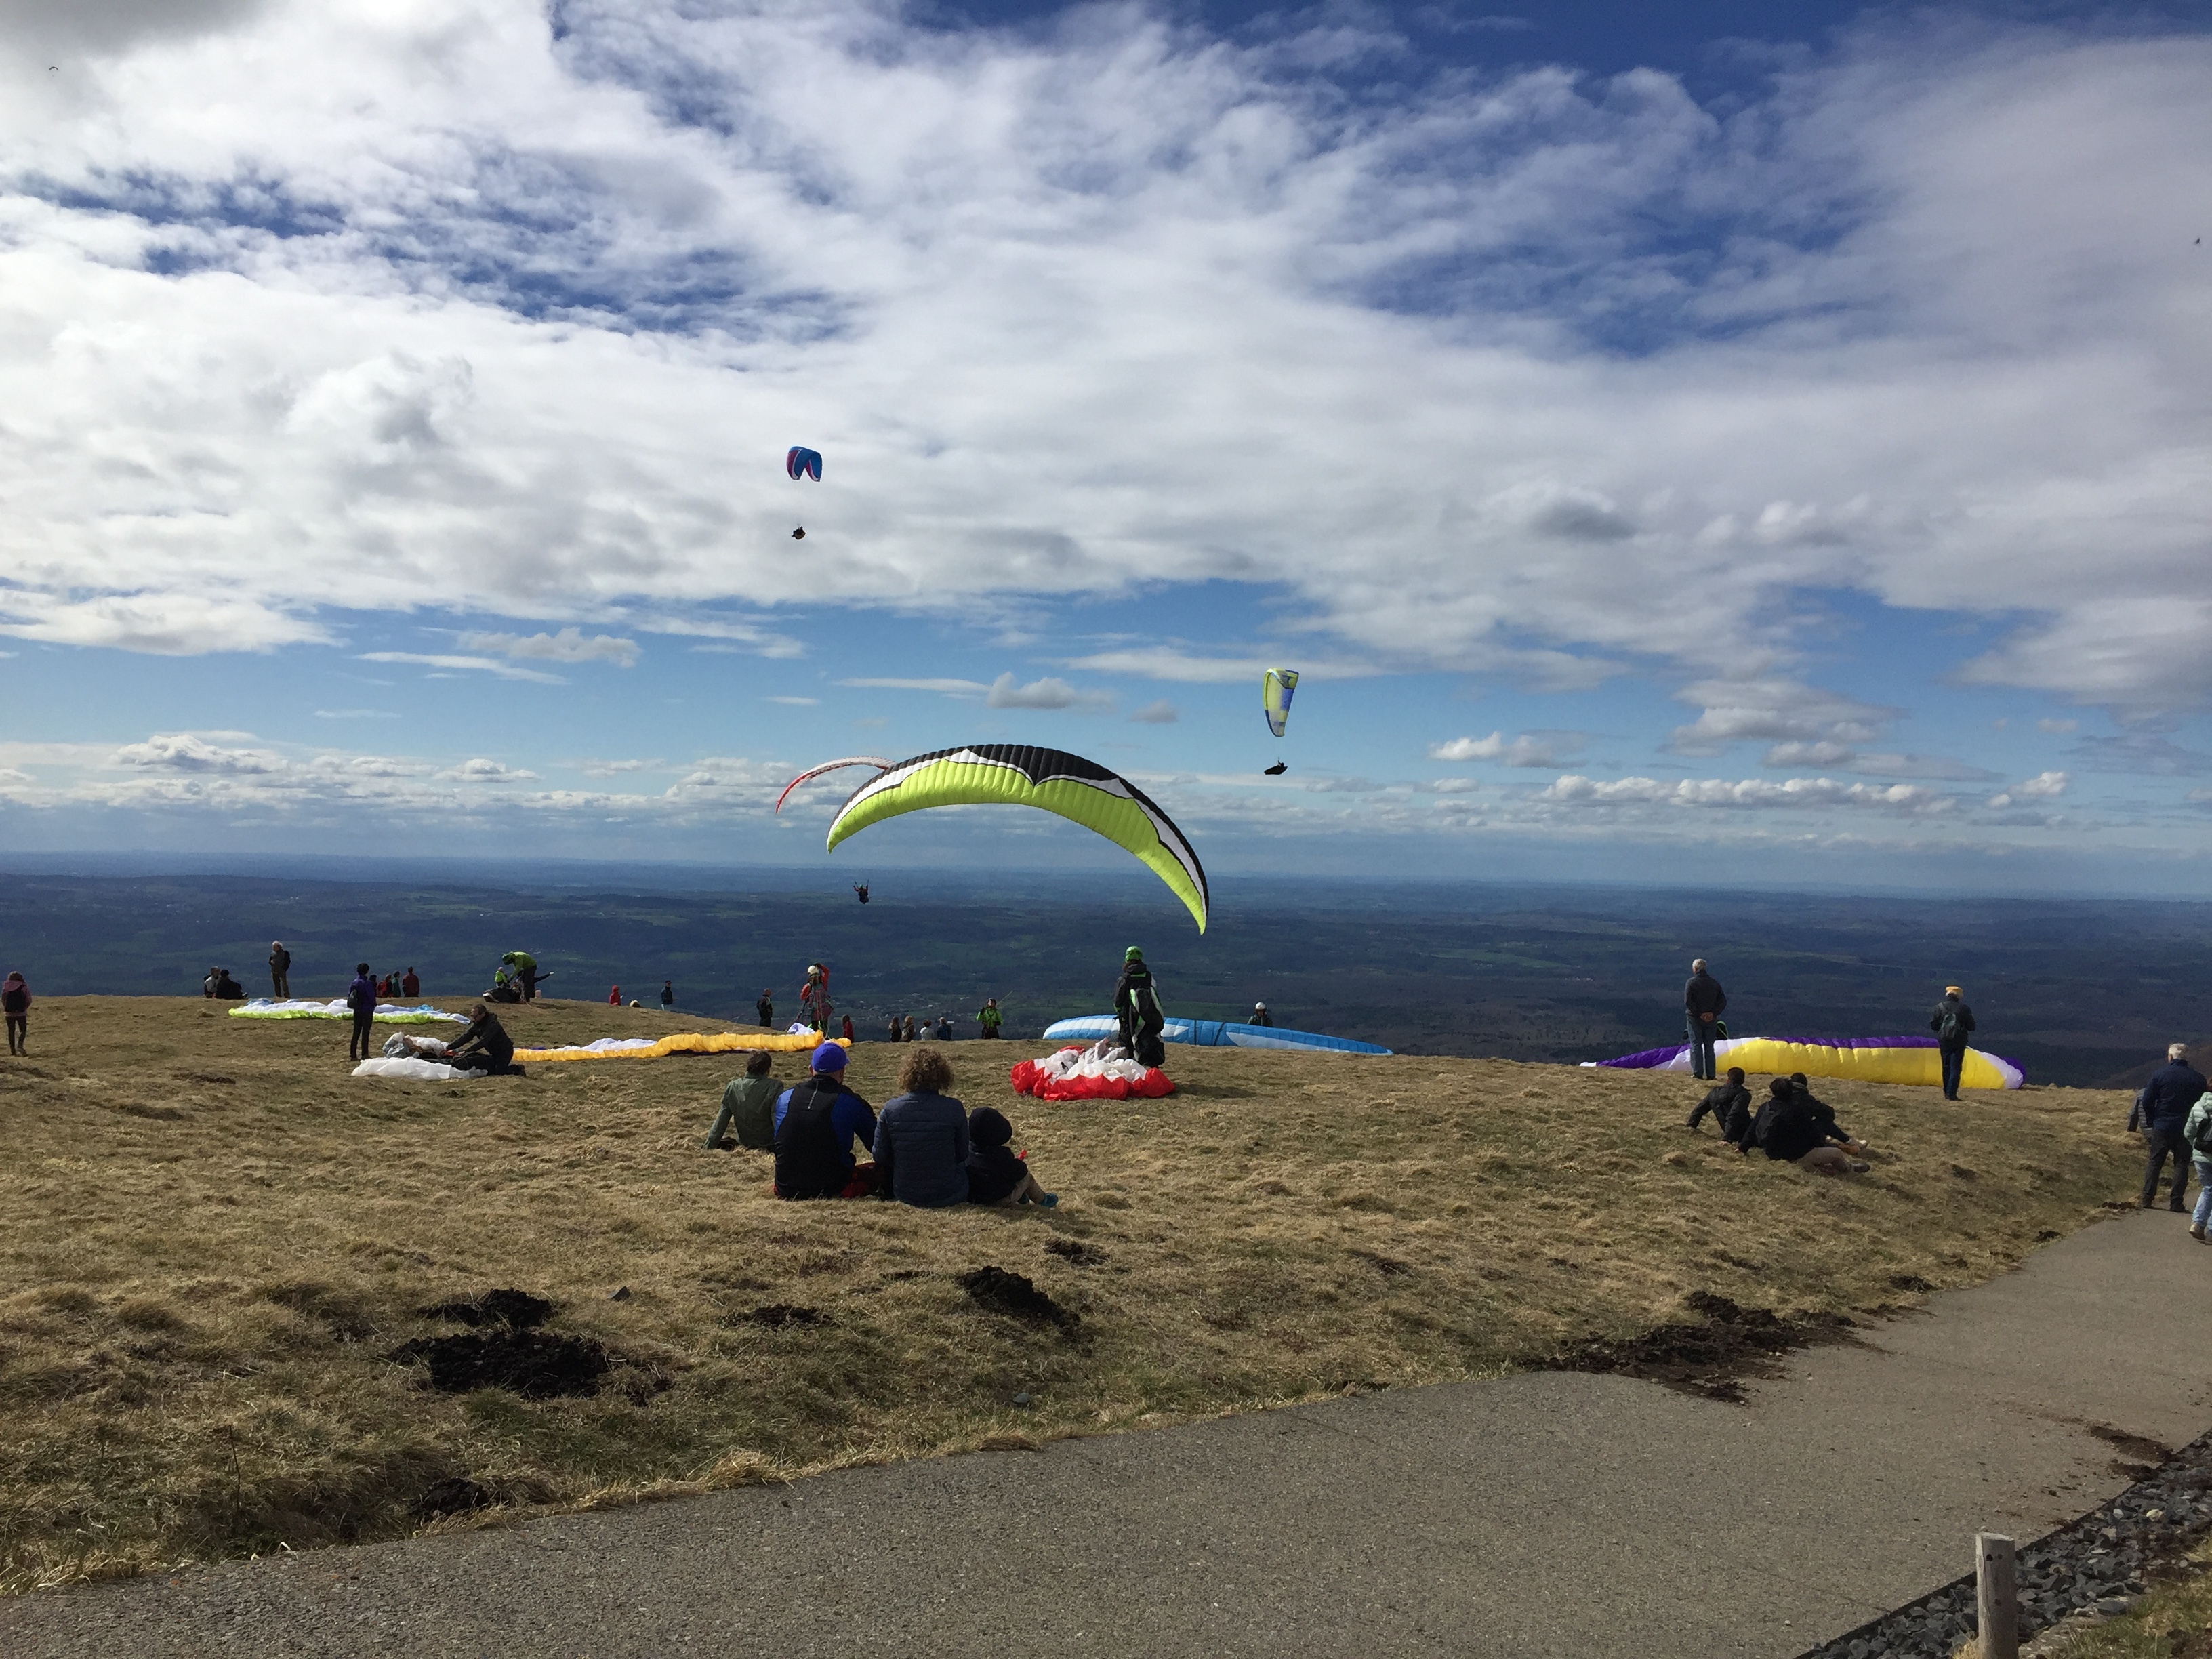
xmin=1929 ymin=984 xmax=1976 ymax=1101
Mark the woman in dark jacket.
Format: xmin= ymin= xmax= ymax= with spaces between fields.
xmin=872 ymin=1048 xmax=970 ymax=1208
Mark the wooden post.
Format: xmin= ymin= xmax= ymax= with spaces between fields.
xmin=1977 ymin=1531 xmax=2020 ymax=1659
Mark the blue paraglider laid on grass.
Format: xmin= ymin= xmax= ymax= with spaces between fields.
xmin=1042 ymin=1014 xmax=1389 ymax=1055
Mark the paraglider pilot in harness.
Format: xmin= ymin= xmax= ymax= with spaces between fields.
xmin=1115 ymin=947 xmax=1167 ymax=1068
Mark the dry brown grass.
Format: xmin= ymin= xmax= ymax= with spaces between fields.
xmin=0 ymin=996 xmax=2145 ymax=1593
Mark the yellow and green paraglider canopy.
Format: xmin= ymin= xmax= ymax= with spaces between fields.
xmin=1263 ymin=668 xmax=1298 ymax=739
xmin=824 ymin=744 xmax=1209 ymax=931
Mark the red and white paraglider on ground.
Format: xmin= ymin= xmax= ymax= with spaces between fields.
xmin=1010 ymin=1042 xmax=1175 ymax=1101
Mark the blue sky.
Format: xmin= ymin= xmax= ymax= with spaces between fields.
xmin=1 ymin=0 xmax=2209 ymax=897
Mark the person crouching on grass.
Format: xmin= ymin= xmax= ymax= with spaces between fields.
xmin=772 ymin=1042 xmax=878 ymax=1200
xmin=964 ymin=1105 xmax=1058 ymax=1208
xmin=874 ymin=1046 xmax=970 ymax=1208
xmin=1753 ymin=1076 xmax=1870 ymax=1175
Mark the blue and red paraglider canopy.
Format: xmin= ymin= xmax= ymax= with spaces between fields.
xmin=786 ymin=446 xmax=823 ymax=482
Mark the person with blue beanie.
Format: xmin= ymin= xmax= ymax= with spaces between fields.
xmin=772 ymin=1041 xmax=878 ymax=1200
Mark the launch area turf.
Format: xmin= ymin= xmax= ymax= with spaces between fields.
xmin=0 ymin=996 xmax=2145 ymax=1593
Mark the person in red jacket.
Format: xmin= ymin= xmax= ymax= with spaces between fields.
xmin=608 ymin=985 xmax=621 ymax=1005
xmin=401 ymin=967 xmax=419 ymax=998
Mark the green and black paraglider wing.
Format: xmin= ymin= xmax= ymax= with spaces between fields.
xmin=824 ymin=745 xmax=1210 ymax=932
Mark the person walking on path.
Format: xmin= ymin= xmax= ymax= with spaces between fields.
xmin=268 ymin=941 xmax=291 ymax=999
xmin=977 ymin=998 xmax=1003 ymax=1040
xmin=705 ymin=1051 xmax=779 ymax=1151
xmin=1684 ymin=959 xmax=1727 ymax=1081
xmin=2139 ymin=1043 xmax=2207 ymax=1212
xmin=346 ymin=963 xmax=378 ymax=1062
xmin=757 ymin=989 xmax=775 ymax=1029
xmin=3 ymin=972 xmax=30 ymax=1055
xmin=1929 ymin=985 xmax=1978 ymax=1100
xmin=874 ymin=1046 xmax=972 ymax=1208
xmin=2186 ymin=1089 xmax=2212 ymax=1242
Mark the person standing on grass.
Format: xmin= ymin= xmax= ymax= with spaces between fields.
xmin=1687 ymin=1066 xmax=1752 ymax=1135
xmin=3 ymin=972 xmax=30 ymax=1055
xmin=2139 ymin=1043 xmax=2207 ymax=1212
xmin=346 ymin=962 xmax=378 ymax=1061
xmin=401 ymin=966 xmax=419 ymax=998
xmin=758 ymin=989 xmax=775 ymax=1029
xmin=1929 ymin=985 xmax=1977 ymax=1100
xmin=772 ymin=1042 xmax=878 ymax=1200
xmin=268 ymin=941 xmax=291 ymax=999
xmin=661 ymin=979 xmax=676 ymax=1015
xmin=1684 ymin=958 xmax=1726 ymax=1082
xmin=706 ymin=1050 xmax=779 ymax=1151
xmin=874 ymin=1046 xmax=971 ymax=1208
xmin=841 ymin=1013 xmax=855 ymax=1042
xmin=977 ymin=998 xmax=1003 ymax=1039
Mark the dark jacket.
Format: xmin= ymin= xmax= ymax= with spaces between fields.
xmin=966 ymin=1106 xmax=1025 ymax=1204
xmin=1720 ymin=1094 xmax=1758 ymax=1151
xmin=873 ymin=1091 xmax=971 ymax=1208
xmin=1688 ymin=1081 xmax=1750 ymax=1132
xmin=1114 ymin=964 xmax=1163 ymax=1027
xmin=1685 ymin=971 xmax=1727 ymax=1019
xmin=1929 ymin=996 xmax=1977 ymax=1050
xmin=1249 ymin=1009 xmax=1274 ymax=1027
xmin=346 ymin=973 xmax=377 ymax=1013
xmin=1 ymin=976 xmax=28 ymax=1017
xmin=2142 ymin=1060 xmax=2209 ymax=1135
xmin=1759 ymin=1097 xmax=1847 ymax=1162
xmin=449 ymin=1011 xmax=514 ymax=1069
xmin=773 ymin=1078 xmax=876 ymax=1197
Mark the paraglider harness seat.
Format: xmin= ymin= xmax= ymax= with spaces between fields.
xmin=1115 ymin=964 xmax=1168 ymax=1068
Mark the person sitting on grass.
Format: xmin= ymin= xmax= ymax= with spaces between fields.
xmin=1687 ymin=1067 xmax=1752 ymax=1136
xmin=874 ymin=1047 xmax=971 ymax=1208
xmin=1753 ymin=1076 xmax=1868 ymax=1175
xmin=444 ymin=1003 xmax=517 ymax=1076
xmin=964 ymin=1105 xmax=1057 ymax=1208
xmin=401 ymin=967 xmax=419 ymax=998
xmin=772 ymin=1042 xmax=878 ymax=1200
xmin=706 ymin=1050 xmax=779 ymax=1151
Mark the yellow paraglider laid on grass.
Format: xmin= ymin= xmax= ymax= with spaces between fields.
xmin=825 ymin=744 xmax=1209 ymax=931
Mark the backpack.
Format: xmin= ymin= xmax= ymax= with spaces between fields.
xmin=1938 ymin=1004 xmax=1968 ymax=1044
xmin=2187 ymin=1101 xmax=2212 ymax=1158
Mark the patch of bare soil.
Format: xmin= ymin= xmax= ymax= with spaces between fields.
xmin=1549 ymin=1290 xmax=1856 ymax=1402
xmin=958 ymin=1266 xmax=1078 ymax=1331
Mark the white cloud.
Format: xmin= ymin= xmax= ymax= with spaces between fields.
xmin=0 ymin=1 xmax=2200 ymax=781
xmin=112 ymin=733 xmax=286 ymax=775
xmin=359 ymin=652 xmax=562 ymax=684
xmin=459 ymin=628 xmax=639 ymax=668
xmin=1988 ymin=769 xmax=2069 ymax=808
xmin=1429 ymin=731 xmax=1578 ymax=767
xmin=767 ymin=695 xmax=819 ymax=706
xmin=439 ymin=758 xmax=538 ymax=781
xmin=1129 ymin=699 xmax=1179 ymax=724
xmin=838 ymin=678 xmax=991 ymax=695
xmin=569 ymin=757 xmax=663 ymax=777
xmin=1538 ymin=774 xmax=1954 ymax=815
xmin=2037 ymin=718 xmax=2079 ymax=733
xmin=984 ymin=673 xmax=1111 ymax=712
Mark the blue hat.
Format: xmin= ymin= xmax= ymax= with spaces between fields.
xmin=810 ymin=1042 xmax=848 ymax=1073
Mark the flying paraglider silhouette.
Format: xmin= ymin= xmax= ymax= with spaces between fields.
xmin=1262 ymin=668 xmax=1298 ymax=775
xmin=786 ymin=446 xmax=822 ymax=542
xmin=853 ymin=882 xmax=871 ymax=904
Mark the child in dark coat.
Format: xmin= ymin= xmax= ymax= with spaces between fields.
xmin=965 ymin=1105 xmax=1057 ymax=1207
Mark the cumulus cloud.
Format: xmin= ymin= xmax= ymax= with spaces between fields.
xmin=984 ymin=673 xmax=1110 ymax=711
xmin=112 ymin=733 xmax=285 ymax=774
xmin=1430 ymin=731 xmax=1580 ymax=766
xmin=1670 ymin=680 xmax=1896 ymax=757
xmin=1988 ymin=769 xmax=2068 ymax=808
xmin=1538 ymin=774 xmax=1954 ymax=815
xmin=439 ymin=758 xmax=537 ymax=781
xmin=1129 ymin=699 xmax=1179 ymax=724
xmin=459 ymin=628 xmax=640 ymax=668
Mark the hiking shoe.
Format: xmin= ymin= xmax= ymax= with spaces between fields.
xmin=2192 ymin=1226 xmax=2206 ymax=1242
xmin=1038 ymin=1193 xmax=1059 ymax=1208
xmin=1849 ymin=1160 xmax=1870 ymax=1173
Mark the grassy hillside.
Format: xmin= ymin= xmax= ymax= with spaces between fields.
xmin=0 ymin=996 xmax=2146 ymax=1593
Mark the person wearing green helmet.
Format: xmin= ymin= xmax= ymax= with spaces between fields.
xmin=1113 ymin=946 xmax=1166 ymax=1067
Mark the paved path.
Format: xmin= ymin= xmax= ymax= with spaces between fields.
xmin=9 ymin=1210 xmax=2212 ymax=1658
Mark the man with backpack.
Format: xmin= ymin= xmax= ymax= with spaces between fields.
xmin=1929 ymin=985 xmax=1978 ymax=1100
xmin=1114 ymin=946 xmax=1167 ymax=1068
xmin=2141 ymin=1043 xmax=2207 ymax=1213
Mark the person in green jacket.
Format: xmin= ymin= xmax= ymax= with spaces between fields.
xmin=977 ymin=998 xmax=1003 ymax=1039
xmin=502 ymin=951 xmax=542 ymax=1002
xmin=706 ymin=1051 xmax=779 ymax=1150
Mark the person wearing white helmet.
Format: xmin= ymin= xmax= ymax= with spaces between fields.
xmin=1249 ymin=1002 xmax=1274 ymax=1028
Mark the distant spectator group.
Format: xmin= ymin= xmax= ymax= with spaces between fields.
xmin=1688 ymin=1065 xmax=1871 ymax=1176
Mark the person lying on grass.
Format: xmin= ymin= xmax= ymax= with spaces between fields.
xmin=1687 ymin=1067 xmax=1753 ymax=1138
xmin=965 ymin=1105 xmax=1058 ymax=1208
xmin=772 ymin=1042 xmax=878 ymax=1200
xmin=874 ymin=1046 xmax=971 ymax=1208
xmin=1751 ymin=1076 xmax=1870 ymax=1175
xmin=706 ymin=1050 xmax=778 ymax=1151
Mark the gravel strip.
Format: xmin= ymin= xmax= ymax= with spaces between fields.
xmin=1798 ymin=1429 xmax=2212 ymax=1658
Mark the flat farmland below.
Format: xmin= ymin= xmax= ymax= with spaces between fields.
xmin=0 ymin=996 xmax=2144 ymax=1593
